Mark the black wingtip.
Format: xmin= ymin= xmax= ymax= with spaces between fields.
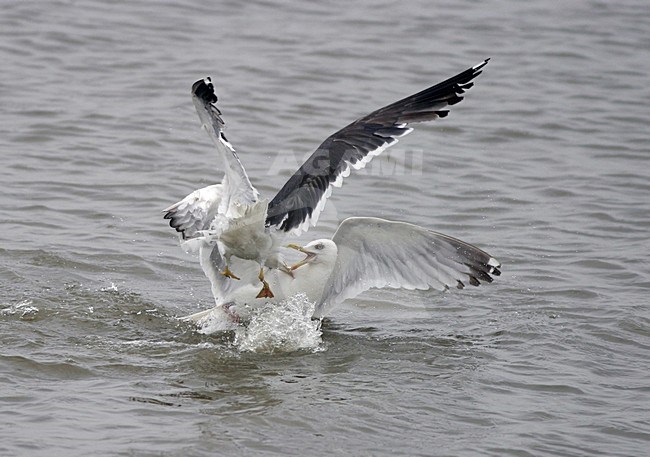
xmin=192 ymin=76 xmax=218 ymax=104
xmin=163 ymin=212 xmax=189 ymax=240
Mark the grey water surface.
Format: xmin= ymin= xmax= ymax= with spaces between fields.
xmin=1 ymin=1 xmax=649 ymax=456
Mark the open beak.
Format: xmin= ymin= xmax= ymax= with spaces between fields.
xmin=286 ymin=244 xmax=317 ymax=271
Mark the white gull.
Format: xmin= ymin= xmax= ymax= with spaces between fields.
xmin=184 ymin=217 xmax=500 ymax=330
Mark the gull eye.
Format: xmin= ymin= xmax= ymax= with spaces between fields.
xmin=315 ymin=243 xmax=324 ymax=250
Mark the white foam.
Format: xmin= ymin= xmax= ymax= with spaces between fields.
xmin=0 ymin=300 xmax=39 ymax=320
xmin=100 ymin=282 xmax=119 ymax=292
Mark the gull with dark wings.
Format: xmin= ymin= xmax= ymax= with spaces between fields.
xmin=163 ymin=59 xmax=499 ymax=324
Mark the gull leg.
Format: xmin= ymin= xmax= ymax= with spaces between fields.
xmin=255 ymin=267 xmax=275 ymax=299
xmin=220 ymin=260 xmax=240 ymax=280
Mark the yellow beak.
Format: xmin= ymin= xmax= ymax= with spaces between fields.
xmin=286 ymin=243 xmax=308 ymax=253
xmin=286 ymin=244 xmax=317 ymax=271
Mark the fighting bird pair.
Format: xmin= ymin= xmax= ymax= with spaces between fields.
xmin=164 ymin=59 xmax=500 ymax=325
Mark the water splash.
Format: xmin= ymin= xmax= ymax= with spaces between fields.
xmin=184 ymin=294 xmax=324 ymax=353
xmin=233 ymin=294 xmax=324 ymax=354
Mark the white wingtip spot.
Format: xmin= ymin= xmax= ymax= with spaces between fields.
xmin=488 ymin=257 xmax=500 ymax=268
xmin=472 ymin=58 xmax=490 ymax=70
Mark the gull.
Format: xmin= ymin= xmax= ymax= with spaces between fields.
xmin=164 ymin=59 xmax=490 ymax=301
xmin=164 ymin=79 xmax=283 ymax=298
xmin=182 ymin=217 xmax=501 ymax=327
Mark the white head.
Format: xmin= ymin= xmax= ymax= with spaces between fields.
xmin=286 ymin=239 xmax=338 ymax=270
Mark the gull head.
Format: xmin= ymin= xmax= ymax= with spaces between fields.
xmin=286 ymin=239 xmax=337 ymax=271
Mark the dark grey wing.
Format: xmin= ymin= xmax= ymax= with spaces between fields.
xmin=320 ymin=217 xmax=501 ymax=310
xmin=265 ymin=59 xmax=489 ymax=235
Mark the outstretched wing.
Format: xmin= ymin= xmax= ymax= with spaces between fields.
xmin=266 ymin=59 xmax=490 ymax=235
xmin=320 ymin=217 xmax=501 ymax=310
xmin=192 ymin=77 xmax=259 ymax=215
